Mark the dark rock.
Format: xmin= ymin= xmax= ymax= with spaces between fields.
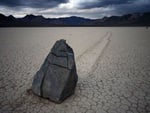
xmin=32 ymin=39 xmax=78 ymax=103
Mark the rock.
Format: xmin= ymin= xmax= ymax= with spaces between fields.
xmin=32 ymin=39 xmax=78 ymax=103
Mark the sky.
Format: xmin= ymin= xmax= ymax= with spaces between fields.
xmin=0 ymin=0 xmax=150 ymax=19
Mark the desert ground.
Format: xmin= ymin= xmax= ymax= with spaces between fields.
xmin=0 ymin=27 xmax=150 ymax=113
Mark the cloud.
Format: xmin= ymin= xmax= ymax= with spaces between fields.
xmin=0 ymin=0 xmax=68 ymax=8
xmin=39 ymin=6 xmax=115 ymax=19
xmin=40 ymin=0 xmax=150 ymax=18
xmin=112 ymin=0 xmax=150 ymax=15
xmin=0 ymin=0 xmax=150 ymax=19
xmin=59 ymin=0 xmax=131 ymax=9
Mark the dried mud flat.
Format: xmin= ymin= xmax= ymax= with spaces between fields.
xmin=0 ymin=27 xmax=150 ymax=113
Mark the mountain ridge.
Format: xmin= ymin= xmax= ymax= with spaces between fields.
xmin=0 ymin=12 xmax=150 ymax=27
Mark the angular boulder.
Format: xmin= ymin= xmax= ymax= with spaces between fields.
xmin=32 ymin=39 xmax=78 ymax=103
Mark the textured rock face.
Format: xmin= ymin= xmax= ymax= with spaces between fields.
xmin=32 ymin=39 xmax=78 ymax=103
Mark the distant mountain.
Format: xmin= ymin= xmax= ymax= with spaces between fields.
xmin=0 ymin=12 xmax=150 ymax=27
xmin=0 ymin=14 xmax=16 ymax=26
xmin=58 ymin=16 xmax=92 ymax=25
xmin=87 ymin=12 xmax=150 ymax=26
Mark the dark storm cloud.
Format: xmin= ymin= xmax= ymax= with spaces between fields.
xmin=76 ymin=0 xmax=150 ymax=17
xmin=0 ymin=0 xmax=150 ymax=18
xmin=112 ymin=0 xmax=150 ymax=15
xmin=0 ymin=0 xmax=21 ymax=7
xmin=0 ymin=0 xmax=68 ymax=8
xmin=78 ymin=0 xmax=132 ymax=9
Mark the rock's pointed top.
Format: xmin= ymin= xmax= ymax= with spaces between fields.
xmin=51 ymin=39 xmax=73 ymax=57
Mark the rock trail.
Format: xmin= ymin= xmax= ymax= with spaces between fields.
xmin=76 ymin=31 xmax=112 ymax=78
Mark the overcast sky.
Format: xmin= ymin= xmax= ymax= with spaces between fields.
xmin=0 ymin=0 xmax=150 ymax=19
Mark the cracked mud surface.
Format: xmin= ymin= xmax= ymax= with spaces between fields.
xmin=0 ymin=27 xmax=150 ymax=113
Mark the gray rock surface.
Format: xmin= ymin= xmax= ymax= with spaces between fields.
xmin=32 ymin=39 xmax=78 ymax=103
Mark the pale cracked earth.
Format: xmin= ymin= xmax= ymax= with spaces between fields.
xmin=0 ymin=27 xmax=150 ymax=113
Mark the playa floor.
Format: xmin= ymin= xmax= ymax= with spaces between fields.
xmin=0 ymin=27 xmax=150 ymax=113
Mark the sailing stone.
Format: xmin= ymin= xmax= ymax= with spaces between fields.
xmin=32 ymin=39 xmax=78 ymax=103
